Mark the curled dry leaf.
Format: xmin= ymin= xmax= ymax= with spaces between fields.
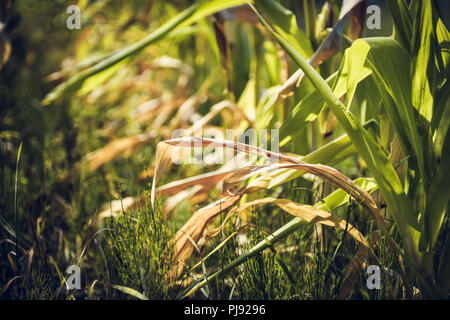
xmin=94 ymin=100 xmax=246 ymax=222
xmin=206 ymin=197 xmax=369 ymax=249
xmin=217 ymin=154 xmax=382 ymax=228
xmin=171 ymin=195 xmax=241 ymax=278
xmin=152 ymin=136 xmax=383 ymax=226
xmin=157 ymin=156 xmax=257 ymax=217
xmin=151 ymin=136 xmax=297 ymax=208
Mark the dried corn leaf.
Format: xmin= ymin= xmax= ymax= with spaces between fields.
xmin=153 ymin=137 xmax=384 ymax=279
xmin=151 ymin=136 xmax=297 ymax=208
xmin=87 ymin=131 xmax=156 ymax=171
xmin=152 ymin=137 xmax=383 ymax=226
xmin=220 ymin=162 xmax=382 ymax=229
xmin=206 ymin=197 xmax=368 ymax=248
xmin=172 ymin=195 xmax=241 ymax=277
xmin=155 ymin=168 xmax=241 ymax=198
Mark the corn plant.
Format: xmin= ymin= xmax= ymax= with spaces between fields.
xmin=171 ymin=0 xmax=450 ymax=298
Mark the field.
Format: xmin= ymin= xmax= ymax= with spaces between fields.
xmin=0 ymin=0 xmax=449 ymax=300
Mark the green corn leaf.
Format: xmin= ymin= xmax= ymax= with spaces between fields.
xmin=255 ymin=85 xmax=281 ymax=129
xmin=303 ymin=0 xmax=317 ymax=48
xmin=280 ymin=72 xmax=338 ymax=144
xmin=280 ymin=49 xmax=373 ymax=145
xmin=387 ymin=0 xmax=412 ymax=51
xmin=410 ymin=0 xmax=435 ymax=123
xmin=336 ymin=40 xmax=373 ymax=113
xmin=255 ymin=0 xmax=313 ymax=59
xmin=262 ymin=40 xmax=282 ymax=86
xmin=432 ymin=19 xmax=450 ymax=131
xmin=252 ymin=3 xmax=423 ymax=271
xmin=361 ymin=38 xmax=428 ymax=184
xmin=419 ymin=125 xmax=450 ymax=251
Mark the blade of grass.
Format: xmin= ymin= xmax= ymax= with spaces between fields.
xmin=112 ymin=285 xmax=149 ymax=300
xmin=14 ymin=142 xmax=22 ymax=269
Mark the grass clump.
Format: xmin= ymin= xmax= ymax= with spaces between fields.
xmin=105 ymin=195 xmax=180 ymax=299
xmin=233 ymin=225 xmax=303 ymax=301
